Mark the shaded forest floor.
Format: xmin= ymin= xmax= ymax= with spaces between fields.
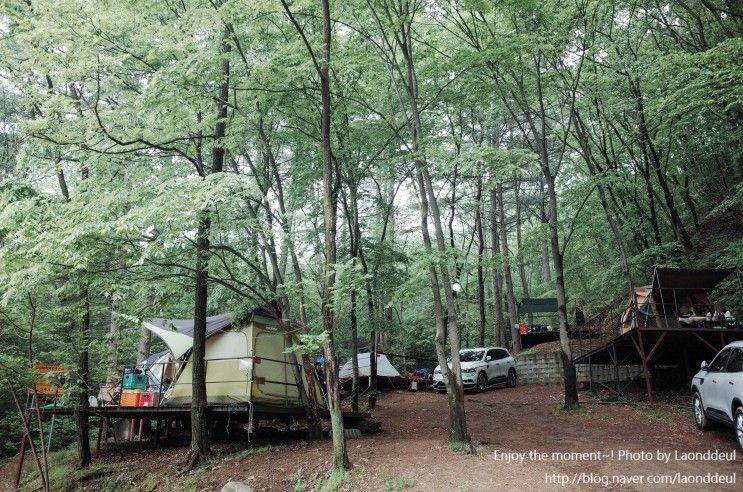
xmin=3 ymin=384 xmax=741 ymax=491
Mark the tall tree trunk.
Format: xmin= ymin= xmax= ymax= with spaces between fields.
xmin=136 ymin=292 xmax=154 ymax=363
xmin=498 ymin=183 xmax=521 ymax=353
xmin=515 ymin=181 xmax=532 ymax=326
xmin=187 ymin=217 xmax=211 ymax=469
xmin=475 ymin=172 xmax=486 ymax=346
xmin=415 ymin=168 xmax=470 ymax=445
xmin=261 ymin=119 xmax=322 ymax=438
xmin=358 ymin=245 xmax=378 ymax=409
xmin=631 ymin=81 xmax=693 ymax=251
xmin=107 ymin=297 xmax=121 ymax=375
xmin=538 ymin=179 xmax=551 ymax=286
xmin=573 ymin=110 xmax=633 ymax=299
xmin=347 ymin=184 xmax=363 ymax=413
xmin=318 ymin=0 xmax=350 ymax=470
xmin=74 ymin=291 xmax=91 ymax=469
xmin=490 ymin=188 xmax=506 ymax=347
xmin=349 ymin=288 xmax=360 ymax=412
xmin=403 ymin=40 xmax=471 ymax=448
xmin=544 ymin=172 xmax=579 ymax=408
xmin=186 ymin=27 xmax=230 ymax=469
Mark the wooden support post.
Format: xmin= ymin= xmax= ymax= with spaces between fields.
xmin=95 ymin=417 xmax=105 ymax=458
xmin=13 ymin=412 xmax=31 ymax=489
xmin=109 ymin=418 xmax=125 ymax=459
xmin=138 ymin=419 xmax=144 ymax=442
xmin=129 ymin=418 xmax=135 ymax=442
xmin=612 ymin=344 xmax=620 ymax=394
xmin=588 ymin=355 xmax=593 ymax=392
xmin=645 ymin=332 xmax=667 ymax=362
xmin=691 ymin=332 xmax=717 ymax=352
xmin=634 ymin=331 xmax=653 ymax=403
xmin=154 ymin=419 xmax=161 ymax=447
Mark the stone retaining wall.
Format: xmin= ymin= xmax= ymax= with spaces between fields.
xmin=515 ymin=351 xmax=642 ymax=385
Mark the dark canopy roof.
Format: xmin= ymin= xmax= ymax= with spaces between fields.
xmin=148 ymin=313 xmax=233 ymax=339
xmin=652 ymin=267 xmax=736 ymax=291
xmin=519 ymin=298 xmax=558 ymax=314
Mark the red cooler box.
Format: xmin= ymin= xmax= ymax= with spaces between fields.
xmin=138 ymin=391 xmax=158 ymax=407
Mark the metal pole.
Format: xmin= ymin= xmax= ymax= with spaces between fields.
xmin=656 ymin=269 xmax=669 ymax=329
xmin=46 ymin=414 xmax=55 ymax=454
xmin=158 ymin=363 xmax=164 ymax=407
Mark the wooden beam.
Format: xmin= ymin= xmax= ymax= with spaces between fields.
xmin=691 ymin=332 xmax=718 ymax=353
xmin=645 ymin=332 xmax=668 ymax=362
xmin=634 ymin=331 xmax=654 ymax=403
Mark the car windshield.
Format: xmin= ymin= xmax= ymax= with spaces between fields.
xmin=458 ymin=350 xmax=484 ymax=362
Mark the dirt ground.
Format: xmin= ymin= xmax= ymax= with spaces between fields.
xmin=3 ymin=384 xmax=741 ymax=491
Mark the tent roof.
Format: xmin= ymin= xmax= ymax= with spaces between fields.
xmin=652 ymin=267 xmax=736 ymax=291
xmin=142 ymin=314 xmax=232 ymax=360
xmin=142 ymin=350 xmax=169 ymax=366
xmin=339 ymin=353 xmax=402 ymax=379
xmin=519 ymin=298 xmax=558 ymax=314
xmin=148 ymin=314 xmax=233 ymax=338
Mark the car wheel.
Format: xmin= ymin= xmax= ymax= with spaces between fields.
xmin=734 ymin=407 xmax=743 ymax=451
xmin=476 ymin=372 xmax=488 ymax=392
xmin=507 ymin=368 xmax=517 ymax=388
xmin=693 ymin=392 xmax=713 ymax=430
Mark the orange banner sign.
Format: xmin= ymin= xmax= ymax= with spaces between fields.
xmin=32 ymin=364 xmax=66 ymax=396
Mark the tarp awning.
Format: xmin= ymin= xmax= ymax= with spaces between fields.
xmin=652 ymin=267 xmax=736 ymax=291
xmin=519 ymin=298 xmax=558 ymax=314
xmin=141 ymin=314 xmax=233 ymax=360
xmin=142 ymin=322 xmax=194 ymax=359
xmin=148 ymin=314 xmax=233 ymax=338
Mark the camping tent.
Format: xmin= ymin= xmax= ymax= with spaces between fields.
xmin=339 ymin=353 xmax=402 ymax=379
xmin=141 ymin=314 xmax=323 ymax=408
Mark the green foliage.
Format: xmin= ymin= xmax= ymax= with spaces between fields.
xmin=379 ymin=471 xmax=416 ymax=491
xmin=319 ymin=468 xmax=361 ymax=492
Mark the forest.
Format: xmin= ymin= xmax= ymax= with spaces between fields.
xmin=1 ymin=0 xmax=742 ymax=490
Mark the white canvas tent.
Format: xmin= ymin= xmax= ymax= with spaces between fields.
xmin=137 ymin=314 xmax=323 ymax=408
xmin=339 ymin=352 xmax=401 ymax=379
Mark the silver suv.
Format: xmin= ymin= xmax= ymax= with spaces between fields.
xmin=691 ymin=341 xmax=743 ymax=450
xmin=432 ymin=347 xmax=517 ymax=392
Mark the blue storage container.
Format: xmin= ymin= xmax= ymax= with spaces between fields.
xmin=123 ymin=373 xmax=148 ymax=390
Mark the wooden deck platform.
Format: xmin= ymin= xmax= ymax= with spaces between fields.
xmin=40 ymin=403 xmax=369 ymax=424
xmin=571 ymin=325 xmax=743 ymax=402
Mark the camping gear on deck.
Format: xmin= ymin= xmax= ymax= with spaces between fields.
xmin=98 ymin=377 xmax=121 ymax=406
xmin=123 ymin=373 xmax=148 ymax=391
xmin=120 ymin=390 xmax=142 ymax=407
xmin=138 ymin=391 xmax=158 ymax=407
xmin=620 ymin=267 xmax=737 ymax=333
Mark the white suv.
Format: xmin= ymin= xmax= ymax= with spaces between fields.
xmin=431 ymin=347 xmax=517 ymax=392
xmin=691 ymin=341 xmax=743 ymax=450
